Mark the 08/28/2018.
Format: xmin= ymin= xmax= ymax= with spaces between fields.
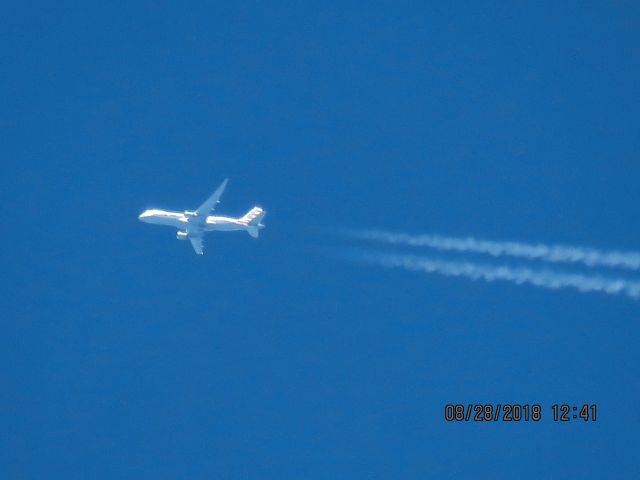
xmin=445 ymin=404 xmax=541 ymax=422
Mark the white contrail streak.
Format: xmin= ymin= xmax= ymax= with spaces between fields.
xmin=343 ymin=229 xmax=640 ymax=271
xmin=345 ymin=250 xmax=640 ymax=300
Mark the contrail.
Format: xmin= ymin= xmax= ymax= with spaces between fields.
xmin=342 ymin=250 xmax=640 ymax=300
xmin=342 ymin=229 xmax=640 ymax=271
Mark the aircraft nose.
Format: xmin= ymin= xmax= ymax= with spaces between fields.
xmin=138 ymin=211 xmax=150 ymax=221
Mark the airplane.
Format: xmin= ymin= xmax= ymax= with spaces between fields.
xmin=138 ymin=179 xmax=266 ymax=255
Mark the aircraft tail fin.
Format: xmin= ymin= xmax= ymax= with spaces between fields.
xmin=240 ymin=206 xmax=266 ymax=238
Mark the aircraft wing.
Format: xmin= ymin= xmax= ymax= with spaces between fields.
xmin=195 ymin=179 xmax=228 ymax=217
xmin=189 ymin=235 xmax=204 ymax=255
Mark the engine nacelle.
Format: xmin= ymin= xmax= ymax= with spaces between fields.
xmin=176 ymin=231 xmax=189 ymax=240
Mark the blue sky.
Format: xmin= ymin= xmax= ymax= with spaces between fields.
xmin=2 ymin=2 xmax=639 ymax=478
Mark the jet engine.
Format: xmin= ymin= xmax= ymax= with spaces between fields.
xmin=176 ymin=231 xmax=189 ymax=240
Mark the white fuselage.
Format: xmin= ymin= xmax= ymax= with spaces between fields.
xmin=138 ymin=209 xmax=251 ymax=233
